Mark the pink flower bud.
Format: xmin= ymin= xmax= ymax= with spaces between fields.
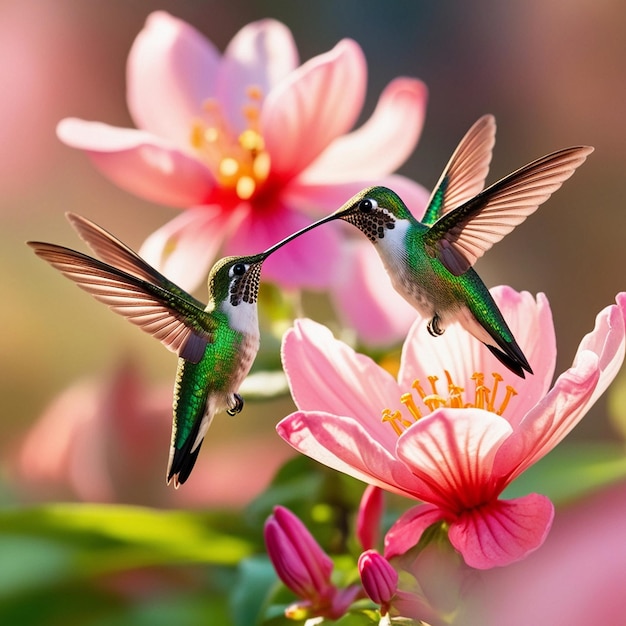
xmin=358 ymin=549 xmax=398 ymax=615
xmin=264 ymin=506 xmax=334 ymax=601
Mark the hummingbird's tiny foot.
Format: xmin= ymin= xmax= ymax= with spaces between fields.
xmin=227 ymin=393 xmax=244 ymax=416
xmin=427 ymin=314 xmax=444 ymax=337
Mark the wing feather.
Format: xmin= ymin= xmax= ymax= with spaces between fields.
xmin=66 ymin=212 xmax=206 ymax=310
xmin=425 ymin=145 xmax=593 ymax=275
xmin=27 ymin=242 xmax=213 ymax=363
xmin=421 ymin=115 xmax=496 ymax=225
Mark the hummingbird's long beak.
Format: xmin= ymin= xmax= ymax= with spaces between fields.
xmin=261 ymin=212 xmax=342 ymax=257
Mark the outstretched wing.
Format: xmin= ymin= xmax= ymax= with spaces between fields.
xmin=421 ymin=115 xmax=496 ymax=225
xmin=28 ymin=242 xmax=214 ymax=363
xmin=66 ymin=212 xmax=206 ymax=310
xmin=423 ymin=145 xmax=593 ymax=276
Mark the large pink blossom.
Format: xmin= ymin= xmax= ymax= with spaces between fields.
xmin=57 ymin=13 xmax=428 ymax=313
xmin=277 ymin=288 xmax=626 ymax=569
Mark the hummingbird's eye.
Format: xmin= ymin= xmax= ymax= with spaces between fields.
xmin=359 ymin=198 xmax=377 ymax=212
xmin=231 ymin=263 xmax=247 ymax=277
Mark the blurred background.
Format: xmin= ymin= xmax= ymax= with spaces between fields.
xmin=2 ymin=0 xmax=626 ymax=621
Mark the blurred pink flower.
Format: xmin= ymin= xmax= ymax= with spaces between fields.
xmin=13 ymin=359 xmax=172 ymax=505
xmin=57 ymin=12 xmax=429 ymax=306
xmin=277 ymin=288 xmax=626 ymax=569
xmin=474 ymin=480 xmax=626 ymax=625
xmin=12 ymin=360 xmax=291 ymax=507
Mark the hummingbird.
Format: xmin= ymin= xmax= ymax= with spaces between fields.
xmin=304 ymin=115 xmax=593 ymax=377
xmin=28 ymin=213 xmax=317 ymax=486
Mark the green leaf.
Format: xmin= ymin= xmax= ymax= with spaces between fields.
xmin=503 ymin=441 xmax=626 ymax=503
xmin=0 ymin=504 xmax=255 ymax=583
xmin=230 ymin=556 xmax=278 ymax=626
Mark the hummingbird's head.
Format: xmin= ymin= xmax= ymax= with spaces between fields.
xmin=330 ymin=186 xmax=412 ymax=242
xmin=208 ymin=254 xmax=266 ymax=307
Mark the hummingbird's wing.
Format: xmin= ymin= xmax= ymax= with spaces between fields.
xmin=27 ymin=242 xmax=214 ymax=363
xmin=66 ymin=213 xmax=206 ymax=311
xmin=421 ymin=115 xmax=496 ymax=226
xmin=423 ymin=145 xmax=593 ymax=276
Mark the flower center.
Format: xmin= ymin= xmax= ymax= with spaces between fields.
xmin=382 ymin=371 xmax=517 ymax=436
xmin=190 ymin=86 xmax=271 ymax=200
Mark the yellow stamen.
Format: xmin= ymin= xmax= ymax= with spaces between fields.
xmin=190 ymin=89 xmax=271 ymax=200
xmin=488 ymin=373 xmax=503 ymax=412
xmin=382 ymin=408 xmax=412 ymax=436
xmin=381 ymin=369 xmax=518 ymax=436
xmin=236 ymin=176 xmax=256 ymax=200
xmin=498 ymin=386 xmax=518 ymax=415
xmin=400 ymin=393 xmax=422 ymax=421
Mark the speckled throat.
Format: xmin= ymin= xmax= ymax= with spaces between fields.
xmin=229 ymin=263 xmax=262 ymax=305
xmin=342 ymin=208 xmax=396 ymax=243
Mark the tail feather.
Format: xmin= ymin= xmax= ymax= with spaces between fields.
xmin=167 ymin=414 xmax=205 ymax=488
xmin=484 ymin=342 xmax=531 ymax=379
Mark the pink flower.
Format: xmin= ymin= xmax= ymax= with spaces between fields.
xmin=57 ymin=12 xmax=429 ymax=303
xmin=264 ymin=505 xmax=361 ymax=620
xmin=277 ymin=288 xmax=626 ymax=569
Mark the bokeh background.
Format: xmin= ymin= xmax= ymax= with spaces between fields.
xmin=2 ymin=0 xmax=626 ymax=620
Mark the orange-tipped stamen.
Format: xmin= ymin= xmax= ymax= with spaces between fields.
xmin=382 ymin=369 xmax=518 ymax=436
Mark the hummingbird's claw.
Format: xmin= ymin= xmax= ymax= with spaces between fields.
xmin=227 ymin=393 xmax=244 ymax=416
xmin=427 ymin=314 xmax=445 ymax=337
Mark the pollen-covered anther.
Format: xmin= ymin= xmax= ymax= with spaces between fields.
xmin=381 ymin=369 xmax=518 ymax=435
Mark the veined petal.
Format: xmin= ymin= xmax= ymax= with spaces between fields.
xmin=301 ymin=78 xmax=428 ymax=184
xmin=277 ymin=411 xmax=425 ymax=497
xmin=396 ymin=410 xmax=513 ymax=510
xmin=328 ymin=239 xmax=418 ymax=347
xmin=127 ymin=11 xmax=220 ymax=145
xmin=57 ymin=119 xmax=215 ymax=207
xmin=217 ymin=19 xmax=299 ymax=133
xmin=281 ymin=319 xmax=401 ymax=447
xmin=384 ymin=503 xmax=444 ymax=559
xmin=494 ymin=350 xmax=600 ymax=481
xmin=448 ymin=494 xmax=554 ymax=569
xmin=139 ymin=205 xmax=236 ymax=292
xmin=262 ymin=39 xmax=366 ymax=181
xmin=221 ymin=201 xmax=341 ymax=289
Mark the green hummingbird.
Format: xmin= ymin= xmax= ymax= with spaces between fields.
xmin=28 ymin=213 xmax=315 ymax=486
xmin=305 ymin=115 xmax=593 ymax=377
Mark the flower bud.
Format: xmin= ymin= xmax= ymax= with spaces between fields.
xmin=358 ymin=549 xmax=398 ymax=615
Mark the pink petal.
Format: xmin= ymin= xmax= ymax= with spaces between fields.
xmin=262 ymin=39 xmax=366 ymax=181
xmin=356 ymin=485 xmax=384 ymax=551
xmin=328 ymin=239 xmax=418 ymax=346
xmin=384 ymin=503 xmax=444 ymax=559
xmin=398 ymin=288 xmax=555 ymax=420
xmin=396 ymin=410 xmax=513 ymax=510
xmin=494 ymin=350 xmax=600 ymax=481
xmin=217 ymin=19 xmax=299 ymax=133
xmin=57 ymin=119 xmax=215 ymax=207
xmin=139 ymin=205 xmax=237 ymax=292
xmin=127 ymin=11 xmax=220 ymax=145
xmin=281 ymin=319 xmax=401 ymax=447
xmin=448 ymin=493 xmax=554 ymax=569
xmin=284 ymin=174 xmax=430 ymax=216
xmin=572 ymin=294 xmax=626 ymax=407
xmin=301 ymin=78 xmax=428 ymax=184
xmin=276 ymin=410 xmax=425 ymax=497
xmin=221 ymin=201 xmax=342 ymax=289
